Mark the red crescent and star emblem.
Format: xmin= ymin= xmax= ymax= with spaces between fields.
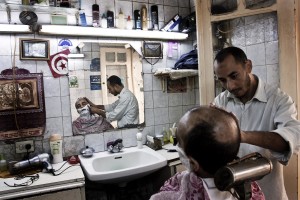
xmin=47 ymin=49 xmax=70 ymax=78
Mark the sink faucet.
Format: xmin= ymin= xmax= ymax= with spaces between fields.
xmin=107 ymin=139 xmax=123 ymax=153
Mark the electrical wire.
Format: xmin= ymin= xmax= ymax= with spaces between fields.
xmin=51 ymin=161 xmax=76 ymax=176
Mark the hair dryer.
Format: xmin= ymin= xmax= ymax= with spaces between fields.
xmin=9 ymin=153 xmax=54 ymax=175
xmin=214 ymin=152 xmax=272 ymax=200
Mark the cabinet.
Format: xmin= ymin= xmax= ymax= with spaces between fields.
xmin=195 ymin=0 xmax=299 ymax=199
xmin=21 ymin=187 xmax=85 ymax=200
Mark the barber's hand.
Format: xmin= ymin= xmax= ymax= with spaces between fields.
xmin=84 ymin=97 xmax=96 ymax=107
xmin=89 ymin=106 xmax=98 ymax=114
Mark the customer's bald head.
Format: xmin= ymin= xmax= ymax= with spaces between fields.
xmin=177 ymin=106 xmax=241 ymax=175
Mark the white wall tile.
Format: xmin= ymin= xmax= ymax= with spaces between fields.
xmin=252 ymin=65 xmax=267 ymax=82
xmin=122 ymin=128 xmax=137 ymax=147
xmin=154 ymin=107 xmax=169 ymax=124
xmin=163 ymin=6 xmax=179 ymax=22
xmin=246 ymin=43 xmax=265 ymax=66
xmin=45 ymin=117 xmax=63 ymax=139
xmin=0 ymin=35 xmax=11 ymax=56
xmin=168 ymin=93 xmax=183 ymax=106
xmin=245 ymin=22 xmax=265 ymax=45
xmin=61 ymin=95 xmax=71 ymax=116
xmin=266 ymin=64 xmax=279 ymax=88
xmin=63 ymin=116 xmax=73 ymax=136
xmin=45 ymin=96 xmax=62 ymax=118
xmin=265 ymin=41 xmax=278 ymax=65
xmin=145 ymin=108 xmax=154 ymax=126
xmin=44 ymin=77 xmax=61 ymax=97
xmin=144 ymin=91 xmax=154 ymax=108
xmin=144 ymin=73 xmax=153 ymax=91
xmin=168 ymin=106 xmax=182 ymax=124
xmin=153 ymin=91 xmax=168 ymax=107
xmin=85 ymin=133 xmax=105 ymax=152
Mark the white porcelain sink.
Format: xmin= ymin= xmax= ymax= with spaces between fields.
xmin=79 ymin=145 xmax=167 ymax=183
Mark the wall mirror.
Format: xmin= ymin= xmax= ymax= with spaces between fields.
xmin=68 ymin=42 xmax=144 ymax=135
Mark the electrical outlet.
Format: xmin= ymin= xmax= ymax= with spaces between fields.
xmin=15 ymin=140 xmax=34 ymax=153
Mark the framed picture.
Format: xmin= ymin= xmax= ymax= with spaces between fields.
xmin=20 ymin=38 xmax=50 ymax=60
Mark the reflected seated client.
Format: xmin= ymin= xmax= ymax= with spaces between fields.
xmin=72 ymin=97 xmax=114 ymax=135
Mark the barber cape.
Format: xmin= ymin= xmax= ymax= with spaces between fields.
xmin=72 ymin=115 xmax=113 ymax=135
xmin=150 ymin=171 xmax=265 ymax=200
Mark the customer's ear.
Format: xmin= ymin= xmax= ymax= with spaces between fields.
xmin=189 ymin=157 xmax=200 ymax=172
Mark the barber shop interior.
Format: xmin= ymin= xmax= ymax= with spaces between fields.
xmin=1 ymin=0 xmax=300 ymax=199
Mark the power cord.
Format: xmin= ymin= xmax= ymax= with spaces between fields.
xmin=51 ymin=161 xmax=75 ymax=176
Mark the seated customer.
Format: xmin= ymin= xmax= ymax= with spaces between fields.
xmin=150 ymin=106 xmax=265 ymax=200
xmin=72 ymin=97 xmax=113 ymax=135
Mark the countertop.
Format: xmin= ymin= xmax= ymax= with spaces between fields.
xmin=0 ymin=162 xmax=85 ymax=200
xmin=156 ymin=143 xmax=179 ymax=162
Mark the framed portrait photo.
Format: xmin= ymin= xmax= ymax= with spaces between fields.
xmin=20 ymin=38 xmax=50 ymax=60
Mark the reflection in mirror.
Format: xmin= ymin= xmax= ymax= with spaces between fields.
xmin=69 ymin=42 xmax=144 ymax=135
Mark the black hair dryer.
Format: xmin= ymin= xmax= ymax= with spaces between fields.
xmin=214 ymin=152 xmax=272 ymax=200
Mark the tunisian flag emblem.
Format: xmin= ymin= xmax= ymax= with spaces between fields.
xmin=47 ymin=49 xmax=70 ymax=78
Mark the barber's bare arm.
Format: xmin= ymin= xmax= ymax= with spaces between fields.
xmin=241 ymin=131 xmax=289 ymax=153
xmin=90 ymin=106 xmax=106 ymax=118
xmin=85 ymin=97 xmax=105 ymax=110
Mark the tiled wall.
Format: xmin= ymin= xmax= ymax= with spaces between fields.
xmin=0 ymin=0 xmax=198 ymax=161
xmin=229 ymin=12 xmax=279 ymax=87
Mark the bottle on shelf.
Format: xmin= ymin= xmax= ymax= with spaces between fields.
xmin=126 ymin=15 xmax=133 ymax=30
xmin=101 ymin=13 xmax=108 ymax=28
xmin=107 ymin=10 xmax=114 ymax=28
xmin=117 ymin=8 xmax=125 ymax=29
xmin=134 ymin=10 xmax=141 ymax=30
xmin=151 ymin=5 xmax=159 ymax=30
xmin=141 ymin=5 xmax=148 ymax=30
xmin=92 ymin=3 xmax=100 ymax=27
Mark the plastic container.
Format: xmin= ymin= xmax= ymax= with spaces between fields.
xmin=107 ymin=10 xmax=114 ymax=28
xmin=92 ymin=4 xmax=100 ymax=27
xmin=117 ymin=8 xmax=125 ymax=29
xmin=101 ymin=14 xmax=107 ymax=28
xmin=0 ymin=154 xmax=7 ymax=172
xmin=141 ymin=5 xmax=148 ymax=30
xmin=50 ymin=133 xmax=63 ymax=164
xmin=151 ymin=5 xmax=158 ymax=30
xmin=134 ymin=10 xmax=141 ymax=29
xmin=136 ymin=131 xmax=143 ymax=149
xmin=126 ymin=15 xmax=133 ymax=30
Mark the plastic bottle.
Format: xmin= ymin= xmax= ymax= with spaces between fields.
xmin=79 ymin=10 xmax=87 ymax=27
xmin=141 ymin=5 xmax=148 ymax=30
xmin=134 ymin=10 xmax=141 ymax=29
xmin=107 ymin=10 xmax=114 ymax=28
xmin=101 ymin=13 xmax=107 ymax=28
xmin=163 ymin=127 xmax=169 ymax=144
xmin=50 ymin=133 xmax=63 ymax=164
xmin=151 ymin=5 xmax=158 ymax=30
xmin=126 ymin=15 xmax=133 ymax=30
xmin=92 ymin=4 xmax=100 ymax=27
xmin=0 ymin=154 xmax=7 ymax=172
xmin=136 ymin=131 xmax=143 ymax=149
xmin=117 ymin=8 xmax=125 ymax=29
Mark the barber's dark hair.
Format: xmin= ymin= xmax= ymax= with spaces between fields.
xmin=214 ymin=46 xmax=248 ymax=65
xmin=184 ymin=108 xmax=241 ymax=175
xmin=107 ymin=75 xmax=123 ymax=87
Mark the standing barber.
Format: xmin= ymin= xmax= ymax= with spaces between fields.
xmin=87 ymin=75 xmax=139 ymax=128
xmin=213 ymin=46 xmax=300 ymax=200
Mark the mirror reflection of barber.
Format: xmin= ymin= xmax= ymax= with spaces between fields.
xmin=86 ymin=75 xmax=139 ymax=128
